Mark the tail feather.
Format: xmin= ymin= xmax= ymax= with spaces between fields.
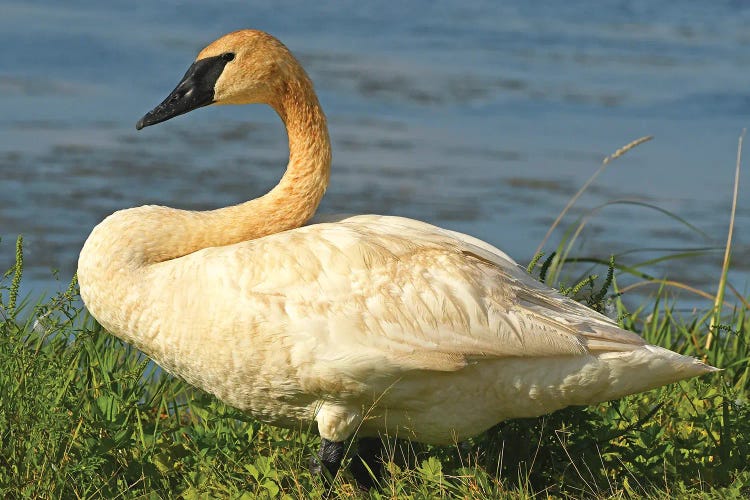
xmin=600 ymin=344 xmax=718 ymax=401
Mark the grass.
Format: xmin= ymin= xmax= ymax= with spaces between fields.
xmin=1 ymin=137 xmax=749 ymax=498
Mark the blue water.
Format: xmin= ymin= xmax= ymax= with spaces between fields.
xmin=1 ymin=0 xmax=748 ymax=309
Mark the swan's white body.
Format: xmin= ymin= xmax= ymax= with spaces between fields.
xmin=78 ymin=30 xmax=715 ymax=446
xmin=80 ymin=211 xmax=713 ymax=443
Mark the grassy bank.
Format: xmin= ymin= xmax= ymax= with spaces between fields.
xmin=1 ymin=230 xmax=747 ymax=499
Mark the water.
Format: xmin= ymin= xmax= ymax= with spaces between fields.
xmin=1 ymin=0 xmax=749 ymax=310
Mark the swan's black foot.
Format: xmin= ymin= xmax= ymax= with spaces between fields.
xmin=310 ymin=438 xmax=345 ymax=490
xmin=349 ymin=437 xmax=384 ymax=491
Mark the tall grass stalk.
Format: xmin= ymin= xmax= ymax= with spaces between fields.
xmin=705 ymin=130 xmax=744 ymax=354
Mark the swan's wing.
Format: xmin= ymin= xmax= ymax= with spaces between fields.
xmin=192 ymin=215 xmax=645 ymax=381
xmin=423 ymin=218 xmax=647 ymax=353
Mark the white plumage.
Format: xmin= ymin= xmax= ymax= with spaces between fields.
xmin=78 ymin=30 xmax=716 ymax=472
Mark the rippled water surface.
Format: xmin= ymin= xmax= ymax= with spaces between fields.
xmin=1 ymin=1 xmax=749 ymax=307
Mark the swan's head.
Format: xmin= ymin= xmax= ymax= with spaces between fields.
xmin=136 ymin=30 xmax=301 ymax=130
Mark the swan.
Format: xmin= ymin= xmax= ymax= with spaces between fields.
xmin=78 ymin=29 xmax=717 ymax=488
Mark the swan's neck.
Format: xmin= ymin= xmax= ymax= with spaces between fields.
xmin=81 ymin=70 xmax=331 ymax=271
xmin=253 ymin=76 xmax=332 ymax=237
xmin=188 ymin=75 xmax=331 ymax=255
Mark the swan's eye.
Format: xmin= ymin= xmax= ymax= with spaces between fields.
xmin=221 ymin=52 xmax=235 ymax=62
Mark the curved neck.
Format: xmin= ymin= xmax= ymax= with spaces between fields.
xmin=205 ymin=73 xmax=331 ymax=238
xmin=246 ymin=76 xmax=332 ymax=237
xmin=117 ymin=72 xmax=331 ymax=266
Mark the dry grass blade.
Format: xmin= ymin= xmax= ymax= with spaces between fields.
xmin=602 ymin=135 xmax=654 ymax=165
xmin=617 ymin=280 xmax=718 ymax=304
xmin=727 ymin=282 xmax=750 ymax=310
xmin=705 ymin=129 xmax=744 ymax=353
xmin=535 ymin=136 xmax=653 ymax=256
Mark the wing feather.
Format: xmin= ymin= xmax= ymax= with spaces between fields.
xmin=176 ymin=214 xmax=645 ymax=382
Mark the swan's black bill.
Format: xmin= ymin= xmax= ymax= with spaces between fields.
xmin=136 ymin=53 xmax=235 ymax=130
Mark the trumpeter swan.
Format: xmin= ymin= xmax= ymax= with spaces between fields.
xmin=78 ymin=29 xmax=717 ymax=488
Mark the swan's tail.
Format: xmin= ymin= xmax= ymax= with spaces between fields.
xmin=600 ymin=344 xmax=719 ymax=400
